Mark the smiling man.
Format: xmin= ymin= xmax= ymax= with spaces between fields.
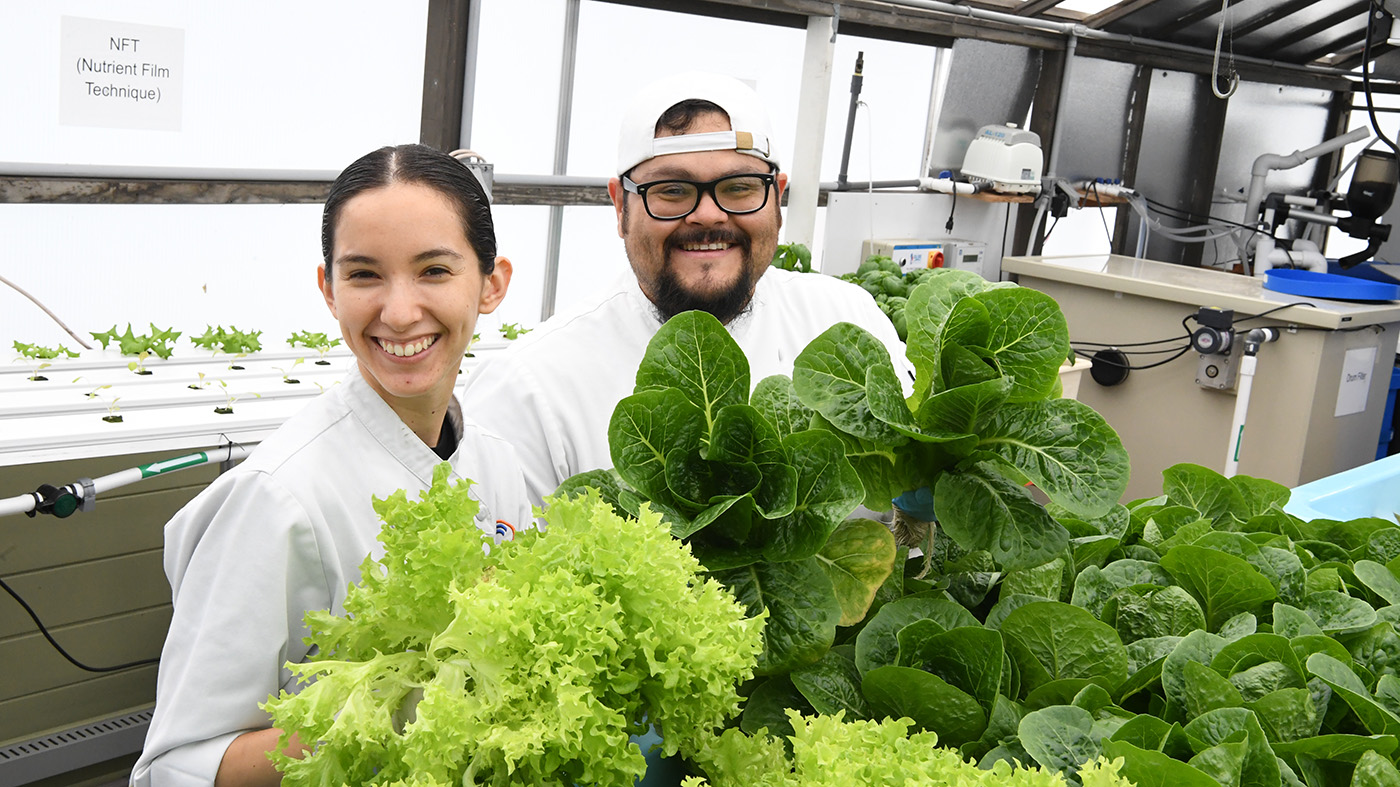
xmin=461 ymin=71 xmax=908 ymax=506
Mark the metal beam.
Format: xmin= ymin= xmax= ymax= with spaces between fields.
xmin=786 ymin=14 xmax=837 ymax=251
xmin=1256 ymin=2 xmax=1367 ymax=53
xmin=1293 ymin=26 xmax=1367 ymax=66
xmin=419 ymin=0 xmax=472 ymax=151
xmin=0 ymin=177 xmax=331 ymax=205
xmin=1156 ymin=0 xmax=1245 ymax=37
xmin=1084 ymin=0 xmax=1168 ymax=30
xmin=1014 ymin=0 xmax=1068 ymax=17
xmin=1233 ymin=0 xmax=1327 ymax=38
xmin=1112 ymin=65 xmax=1153 ymax=257
xmin=540 ymin=0 xmax=581 ymax=322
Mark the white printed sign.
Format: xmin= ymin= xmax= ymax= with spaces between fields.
xmin=1335 ymin=346 xmax=1378 ymax=417
xmin=59 ymin=16 xmax=185 ymax=131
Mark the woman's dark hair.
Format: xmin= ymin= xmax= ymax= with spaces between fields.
xmin=321 ymin=143 xmax=497 ymax=278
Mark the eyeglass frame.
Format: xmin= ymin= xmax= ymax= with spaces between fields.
xmin=619 ymin=171 xmax=779 ymax=221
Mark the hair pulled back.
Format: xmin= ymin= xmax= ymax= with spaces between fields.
xmin=321 ymin=144 xmax=497 ymax=277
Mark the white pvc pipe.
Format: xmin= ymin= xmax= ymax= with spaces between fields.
xmin=0 ymin=443 xmax=251 ymax=519
xmin=1225 ymin=354 xmax=1258 ymax=477
xmin=1243 ymin=127 xmax=1372 ymax=230
xmin=919 ymin=177 xmax=980 ymax=195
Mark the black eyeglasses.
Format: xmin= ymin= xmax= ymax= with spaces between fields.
xmin=621 ymin=172 xmax=777 ymax=220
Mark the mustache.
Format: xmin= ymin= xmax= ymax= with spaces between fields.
xmin=664 ymin=228 xmax=750 ymax=252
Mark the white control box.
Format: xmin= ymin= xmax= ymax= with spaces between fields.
xmin=861 ymin=239 xmax=947 ymax=273
xmin=861 ymin=238 xmax=990 ymax=279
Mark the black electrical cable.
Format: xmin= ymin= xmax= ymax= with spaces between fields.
xmin=1072 ymin=343 xmax=1192 ymax=355
xmin=1364 ymin=0 xmax=1400 ymax=157
xmin=1069 ymin=314 xmax=1198 ymax=371
xmin=1141 ymin=196 xmax=1265 ymax=235
xmin=1073 ymin=344 xmax=1195 ymax=370
xmin=1232 ymin=302 xmax=1318 ymax=323
xmin=0 ymin=574 xmax=159 ymax=673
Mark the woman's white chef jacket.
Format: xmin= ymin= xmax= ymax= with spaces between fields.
xmin=460 ymin=267 xmax=912 ymax=507
xmin=131 ymin=371 xmax=531 ymax=786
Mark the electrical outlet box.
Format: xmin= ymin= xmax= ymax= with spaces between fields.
xmin=861 ymin=239 xmax=947 ymax=273
xmin=860 ymin=239 xmax=990 ymax=278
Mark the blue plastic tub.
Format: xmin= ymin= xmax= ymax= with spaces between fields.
xmin=1380 ymin=365 xmax=1400 ymax=461
xmin=1284 ymin=452 xmax=1400 ymax=521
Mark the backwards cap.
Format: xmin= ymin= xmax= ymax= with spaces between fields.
xmin=615 ymin=71 xmax=780 ymax=176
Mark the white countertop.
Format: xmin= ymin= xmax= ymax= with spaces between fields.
xmin=1003 ymin=254 xmax=1400 ymax=330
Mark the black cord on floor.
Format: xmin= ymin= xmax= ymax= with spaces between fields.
xmin=1 ymin=574 xmax=159 ymax=673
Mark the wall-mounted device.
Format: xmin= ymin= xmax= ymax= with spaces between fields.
xmin=960 ymin=123 xmax=1043 ymax=195
xmin=1192 ymin=307 xmax=1242 ymax=390
xmin=860 ymin=238 xmax=990 ymax=279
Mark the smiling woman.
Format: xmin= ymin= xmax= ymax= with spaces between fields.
xmin=131 ymin=144 xmax=532 ymax=787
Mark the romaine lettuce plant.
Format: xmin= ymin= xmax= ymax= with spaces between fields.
xmin=791 ymin=269 xmax=1129 ymax=571
xmin=558 ymin=311 xmax=897 ymax=676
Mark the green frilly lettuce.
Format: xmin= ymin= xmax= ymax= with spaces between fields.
xmin=680 ymin=711 xmax=1135 ymax=787
xmin=264 ymin=465 xmax=764 ymax=786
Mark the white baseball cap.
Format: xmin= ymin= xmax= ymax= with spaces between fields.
xmin=615 ymin=71 xmax=780 ymax=176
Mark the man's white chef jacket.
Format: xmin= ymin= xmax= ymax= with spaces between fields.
xmin=132 ymin=372 xmax=531 ymax=786
xmin=460 ymin=267 xmax=911 ymax=507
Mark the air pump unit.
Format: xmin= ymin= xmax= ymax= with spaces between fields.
xmin=960 ymin=124 xmax=1043 ymax=194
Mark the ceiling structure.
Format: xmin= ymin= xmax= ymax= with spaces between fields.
xmin=961 ymin=0 xmax=1385 ymax=70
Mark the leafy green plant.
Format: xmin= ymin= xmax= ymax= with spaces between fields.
xmin=771 ymin=242 xmax=813 ymax=273
xmin=275 ymin=357 xmax=304 ymax=384
xmin=758 ymin=461 xmax=1400 ymax=787
xmin=558 ymin=311 xmax=895 ymax=678
xmin=80 ymin=383 xmax=122 ymax=423
xmin=682 ymin=710 xmax=1133 ymax=787
xmin=793 ymin=269 xmax=1128 ymax=572
xmin=839 ymin=258 xmax=948 ymax=344
xmin=500 ymin=322 xmax=532 ymax=340
xmin=12 ymin=341 xmax=78 ymax=381
xmin=127 ymin=350 xmax=152 ymax=376
xmin=264 ymin=468 xmax=763 ymax=786
xmin=287 ymin=330 xmax=341 ymax=365
xmin=213 ymin=380 xmax=258 ymax=414
xmin=192 ymin=325 xmax=263 ymax=355
xmin=90 ymin=323 xmax=181 ymax=359
xmin=188 ymin=372 xmax=207 ymax=390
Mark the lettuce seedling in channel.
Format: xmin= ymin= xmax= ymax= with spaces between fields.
xmin=275 ymin=357 xmax=304 ymax=384
xmin=499 ymin=322 xmax=532 ymax=340
xmin=287 ymin=330 xmax=341 ymax=365
xmin=13 ymin=341 xmax=78 ymax=381
xmin=192 ymin=325 xmax=264 ymax=356
xmin=91 ymin=323 xmax=181 ymax=362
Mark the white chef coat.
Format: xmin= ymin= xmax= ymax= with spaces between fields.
xmin=460 ymin=267 xmax=912 ymax=507
xmin=132 ymin=371 xmax=531 ymax=787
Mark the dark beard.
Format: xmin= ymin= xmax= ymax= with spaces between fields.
xmin=648 ymin=230 xmax=759 ymax=324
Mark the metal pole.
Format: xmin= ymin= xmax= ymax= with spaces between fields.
xmin=457 ymin=0 xmax=483 ymax=150
xmin=540 ymin=0 xmax=581 ymax=322
xmin=836 ymin=52 xmax=865 ymax=189
xmin=920 ymin=46 xmax=951 ymax=179
xmin=785 ymin=14 xmax=837 ymax=252
xmin=1044 ymin=32 xmax=1077 ymax=180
